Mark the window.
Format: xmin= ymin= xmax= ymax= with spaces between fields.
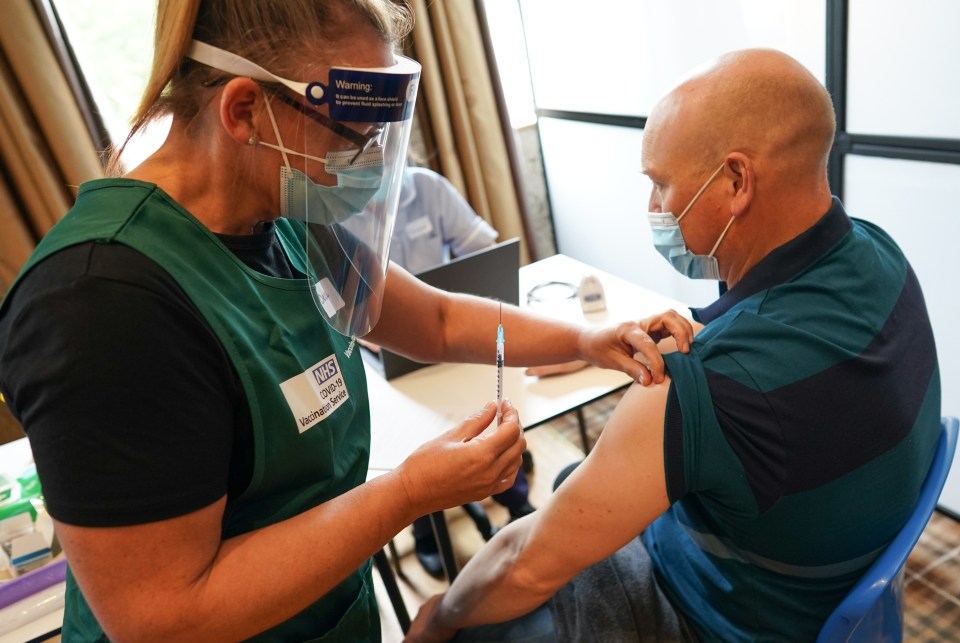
xmin=847 ymin=0 xmax=960 ymax=138
xmin=54 ymin=0 xmax=161 ymax=169
xmin=519 ymin=0 xmax=824 ymax=118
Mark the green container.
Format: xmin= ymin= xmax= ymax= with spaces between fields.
xmin=17 ymin=466 xmax=42 ymax=500
xmin=0 ymin=497 xmax=37 ymax=523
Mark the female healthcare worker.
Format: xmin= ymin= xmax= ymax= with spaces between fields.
xmin=0 ymin=1 xmax=679 ymax=640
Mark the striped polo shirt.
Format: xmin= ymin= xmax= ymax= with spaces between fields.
xmin=646 ymin=198 xmax=941 ymax=641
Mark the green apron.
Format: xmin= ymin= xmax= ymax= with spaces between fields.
xmin=4 ymin=179 xmax=378 ymax=642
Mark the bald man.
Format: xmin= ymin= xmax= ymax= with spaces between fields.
xmin=406 ymin=48 xmax=940 ymax=642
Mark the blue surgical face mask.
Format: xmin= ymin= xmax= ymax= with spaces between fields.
xmin=278 ymin=148 xmax=385 ymax=224
xmin=259 ymin=98 xmax=384 ymax=224
xmin=647 ymin=163 xmax=734 ymax=280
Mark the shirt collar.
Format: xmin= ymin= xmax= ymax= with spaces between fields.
xmin=693 ymin=197 xmax=852 ymax=324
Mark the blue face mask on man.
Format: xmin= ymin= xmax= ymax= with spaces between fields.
xmin=647 ymin=163 xmax=735 ymax=280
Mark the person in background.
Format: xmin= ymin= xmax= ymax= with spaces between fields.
xmin=0 ymin=1 xmax=674 ymax=640
xmin=406 ymin=47 xmax=941 ymax=642
xmin=388 ymin=161 xmax=536 ymax=578
xmin=388 ymin=162 xmax=498 ymax=274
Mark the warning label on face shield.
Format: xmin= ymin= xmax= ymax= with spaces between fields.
xmin=327 ymin=69 xmax=417 ymax=122
xmin=279 ymin=354 xmax=351 ymax=434
xmin=333 ymin=83 xmax=404 ymax=112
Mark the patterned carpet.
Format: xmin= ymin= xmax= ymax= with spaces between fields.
xmin=904 ymin=510 xmax=960 ymax=641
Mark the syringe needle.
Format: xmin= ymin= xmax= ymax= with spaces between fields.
xmin=496 ymin=303 xmax=504 ymax=425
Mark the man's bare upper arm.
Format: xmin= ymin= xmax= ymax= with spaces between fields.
xmin=516 ymin=379 xmax=672 ymax=588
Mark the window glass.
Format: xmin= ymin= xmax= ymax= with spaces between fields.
xmin=519 ymin=0 xmax=825 ymax=117
xmin=847 ymin=0 xmax=960 ymax=139
xmin=54 ymin=0 xmax=161 ymax=168
xmin=483 ymin=0 xmax=537 ymax=128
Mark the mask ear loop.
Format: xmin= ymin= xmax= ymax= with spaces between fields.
xmin=708 ymin=215 xmax=737 ymax=257
xmin=261 ymin=98 xmax=292 ymax=170
xmin=677 ymin=163 xmax=726 ymax=222
xmin=258 ymin=97 xmax=329 ymax=166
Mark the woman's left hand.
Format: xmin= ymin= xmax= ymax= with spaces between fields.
xmin=577 ymin=309 xmax=696 ymax=385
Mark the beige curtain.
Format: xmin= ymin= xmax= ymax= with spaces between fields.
xmin=408 ymin=0 xmax=530 ymax=264
xmin=0 ymin=1 xmax=104 ymax=294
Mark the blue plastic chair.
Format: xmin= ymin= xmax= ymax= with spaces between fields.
xmin=816 ymin=416 xmax=959 ymax=643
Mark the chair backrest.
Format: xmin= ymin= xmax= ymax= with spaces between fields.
xmin=816 ymin=416 xmax=959 ymax=643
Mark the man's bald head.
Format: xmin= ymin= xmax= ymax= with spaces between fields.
xmin=646 ymin=48 xmax=836 ymax=182
xmin=641 ymin=49 xmax=838 ymax=286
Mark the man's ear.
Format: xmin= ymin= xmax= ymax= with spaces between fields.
xmin=219 ymin=77 xmax=263 ymax=145
xmin=725 ymin=153 xmax=754 ymax=217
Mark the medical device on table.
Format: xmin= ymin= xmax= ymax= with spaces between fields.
xmin=578 ymin=274 xmax=607 ymax=313
xmin=496 ymin=303 xmax=504 ymax=425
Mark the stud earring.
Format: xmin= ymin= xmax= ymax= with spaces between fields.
xmin=248 ymin=136 xmax=257 ymax=146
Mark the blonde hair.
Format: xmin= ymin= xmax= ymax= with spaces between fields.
xmin=108 ymin=0 xmax=413 ymax=173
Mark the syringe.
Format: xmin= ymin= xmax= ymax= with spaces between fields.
xmin=496 ymin=303 xmax=504 ymax=425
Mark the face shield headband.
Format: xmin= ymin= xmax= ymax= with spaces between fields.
xmin=186 ymin=40 xmax=421 ymax=338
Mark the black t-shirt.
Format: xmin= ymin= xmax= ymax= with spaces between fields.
xmin=0 ymin=224 xmax=303 ymax=527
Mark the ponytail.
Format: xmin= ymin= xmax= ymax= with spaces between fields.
xmin=107 ymin=1 xmax=200 ymax=174
xmin=134 ymin=1 xmax=201 ymax=130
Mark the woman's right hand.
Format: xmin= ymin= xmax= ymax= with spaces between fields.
xmin=396 ymin=400 xmax=526 ymax=515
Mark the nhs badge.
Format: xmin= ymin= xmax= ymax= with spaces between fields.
xmin=279 ymin=353 xmax=351 ymax=434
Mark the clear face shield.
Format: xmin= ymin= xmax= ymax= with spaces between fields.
xmin=187 ymin=41 xmax=421 ymax=337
